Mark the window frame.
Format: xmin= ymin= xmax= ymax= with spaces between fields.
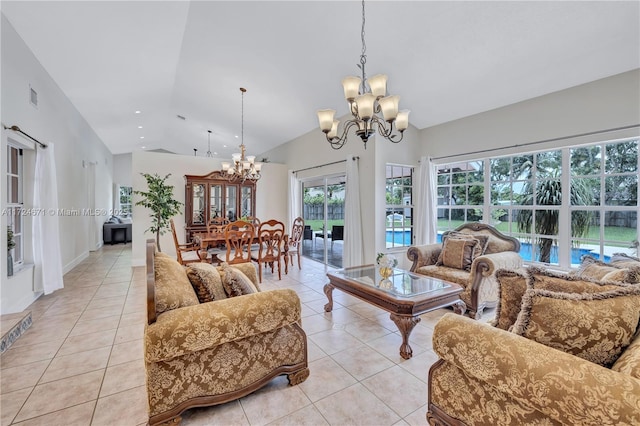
xmin=6 ymin=143 xmax=24 ymax=266
xmin=385 ymin=164 xmax=414 ymax=249
xmin=435 ymin=137 xmax=639 ymax=268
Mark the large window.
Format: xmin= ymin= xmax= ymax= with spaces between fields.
xmin=436 ymin=138 xmax=639 ymax=268
xmin=6 ymin=144 xmax=23 ymax=266
xmin=118 ymin=186 xmax=133 ymax=217
xmin=385 ymin=165 xmax=413 ymax=248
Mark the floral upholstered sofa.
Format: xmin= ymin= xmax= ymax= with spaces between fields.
xmin=427 ymin=258 xmax=640 ymax=425
xmin=144 ymin=239 xmax=309 ymax=426
xmin=407 ymin=223 xmax=522 ymax=319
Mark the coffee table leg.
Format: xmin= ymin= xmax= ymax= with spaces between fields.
xmin=323 ymin=283 xmax=335 ymax=312
xmin=390 ymin=314 xmax=421 ymax=359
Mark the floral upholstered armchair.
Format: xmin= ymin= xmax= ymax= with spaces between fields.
xmin=407 ymin=222 xmax=522 ymax=319
xmin=144 ymin=240 xmax=309 ymax=426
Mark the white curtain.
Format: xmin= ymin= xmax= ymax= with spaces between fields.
xmin=415 ymin=156 xmax=438 ymax=245
xmin=343 ymin=155 xmax=363 ymax=267
xmin=33 ymin=143 xmax=64 ymax=294
xmin=288 ymin=170 xmax=301 ymax=228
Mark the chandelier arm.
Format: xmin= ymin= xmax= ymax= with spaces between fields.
xmin=371 ymin=115 xmax=405 ymax=143
xmin=326 ymin=120 xmax=358 ymax=150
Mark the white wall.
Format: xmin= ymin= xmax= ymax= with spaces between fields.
xmin=422 ymin=69 xmax=640 ymax=161
xmin=131 ymin=150 xmax=288 ymax=266
xmin=1 ymin=15 xmax=113 ymax=313
xmin=113 ymin=153 xmax=132 ymax=187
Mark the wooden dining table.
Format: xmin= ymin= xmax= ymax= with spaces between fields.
xmin=192 ymin=230 xmax=289 ymax=271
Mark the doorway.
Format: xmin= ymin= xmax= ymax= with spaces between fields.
xmin=301 ymin=174 xmax=345 ymax=268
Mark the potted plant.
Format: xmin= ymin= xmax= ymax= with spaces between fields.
xmin=7 ymin=226 xmax=15 ymax=276
xmin=134 ymin=173 xmax=183 ymax=252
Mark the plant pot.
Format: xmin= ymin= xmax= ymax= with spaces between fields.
xmin=7 ymin=253 xmax=13 ymax=277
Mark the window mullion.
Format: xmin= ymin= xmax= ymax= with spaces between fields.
xmin=558 ymin=148 xmax=571 ymax=268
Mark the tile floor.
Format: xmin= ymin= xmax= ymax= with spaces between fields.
xmin=0 ymin=244 xmax=494 ymax=426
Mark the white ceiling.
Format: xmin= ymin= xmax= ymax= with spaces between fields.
xmin=2 ymin=1 xmax=639 ymax=158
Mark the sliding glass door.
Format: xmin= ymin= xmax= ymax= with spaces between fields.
xmin=302 ymin=175 xmax=345 ymax=268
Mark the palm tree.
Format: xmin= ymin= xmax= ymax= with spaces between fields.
xmin=516 ymin=176 xmax=592 ymax=263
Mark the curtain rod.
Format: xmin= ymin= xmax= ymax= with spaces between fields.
xmin=2 ymin=124 xmax=48 ymax=148
xmin=431 ymin=124 xmax=639 ymax=161
xmin=292 ymin=156 xmax=359 ymax=174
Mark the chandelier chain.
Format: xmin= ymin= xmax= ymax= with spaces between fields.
xmin=359 ymin=0 xmax=367 ymax=86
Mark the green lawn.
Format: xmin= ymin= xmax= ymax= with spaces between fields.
xmin=305 ymin=219 xmax=344 ymax=232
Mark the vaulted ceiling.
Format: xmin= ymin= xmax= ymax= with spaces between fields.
xmin=2 ymin=1 xmax=638 ymax=158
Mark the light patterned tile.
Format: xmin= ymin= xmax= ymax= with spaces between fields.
xmin=1 ymin=387 xmax=32 ymax=426
xmin=240 ymin=376 xmax=311 ymax=426
xmin=267 ymin=404 xmax=329 ymax=426
xmin=314 ymin=383 xmax=400 ymax=426
xmin=14 ymin=370 xmax=103 ymax=423
xmin=11 ymin=401 xmax=95 ymax=426
xmin=362 ymin=366 xmax=427 ymax=418
xmin=330 ymin=344 xmax=395 ymax=381
xmin=298 ymin=357 xmax=357 ymax=402
xmin=39 ymin=346 xmax=110 ymax=383
xmin=0 ymin=359 xmax=49 ymax=394
xmin=181 ymin=400 xmax=249 ymax=426
xmin=92 ymin=385 xmax=150 ymax=426
xmin=100 ymin=359 xmax=146 ymax=397
xmin=108 ymin=338 xmax=143 ymax=367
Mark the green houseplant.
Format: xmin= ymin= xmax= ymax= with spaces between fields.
xmin=7 ymin=226 xmax=15 ymax=276
xmin=134 ymin=173 xmax=183 ymax=252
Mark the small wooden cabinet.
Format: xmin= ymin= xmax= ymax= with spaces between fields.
xmin=184 ymin=171 xmax=257 ymax=241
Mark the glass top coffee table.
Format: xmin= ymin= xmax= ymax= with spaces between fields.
xmin=325 ymin=265 xmax=466 ymax=359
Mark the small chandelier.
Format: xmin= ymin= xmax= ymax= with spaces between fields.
xmin=221 ymin=87 xmax=262 ymax=182
xmin=317 ymin=0 xmax=410 ymax=150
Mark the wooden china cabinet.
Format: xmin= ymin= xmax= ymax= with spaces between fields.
xmin=184 ymin=170 xmax=257 ymax=241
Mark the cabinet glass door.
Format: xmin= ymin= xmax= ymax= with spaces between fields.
xmin=226 ymin=185 xmax=237 ymax=221
xmin=192 ymin=183 xmax=206 ymax=224
xmin=241 ymin=186 xmax=253 ymax=218
xmin=210 ymin=184 xmax=223 ymax=220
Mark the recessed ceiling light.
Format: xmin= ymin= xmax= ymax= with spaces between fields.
xmin=223 ymin=145 xmax=227 ymax=148
xmin=140 ymin=136 xmax=144 ymax=139
xmin=235 ymin=135 xmax=239 ymax=138
xmin=135 ymin=110 xmax=141 ymax=114
xmin=214 ymin=152 xmax=218 ymax=155
xmin=141 ymin=146 xmax=146 ymax=149
xmin=138 ymin=126 xmax=143 ymax=129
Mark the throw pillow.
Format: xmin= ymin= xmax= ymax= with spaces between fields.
xmin=492 ymin=267 xmax=626 ymax=331
xmin=492 ymin=269 xmax=528 ymax=330
xmin=610 ymin=253 xmax=640 ymax=269
xmin=186 ymin=262 xmax=228 ymax=303
xmin=219 ymin=263 xmax=259 ymax=297
xmin=602 ymin=267 xmax=640 ymax=284
xmin=436 ymin=237 xmax=480 ymax=271
xmin=511 ymin=285 xmax=640 ymax=367
xmin=154 ymin=254 xmax=199 ymax=315
xmin=574 ymin=255 xmax=623 ymax=280
xmin=611 ymin=336 xmax=640 ymax=380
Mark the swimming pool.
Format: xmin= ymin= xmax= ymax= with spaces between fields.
xmin=385 ymin=230 xmax=610 ymax=264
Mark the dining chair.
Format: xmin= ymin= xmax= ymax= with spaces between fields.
xmin=170 ymin=218 xmax=212 ymax=265
xmin=331 ymin=225 xmax=344 ymax=250
xmin=251 ymin=219 xmax=285 ymax=282
xmin=286 ymin=217 xmax=304 ymax=271
xmin=224 ymin=220 xmax=255 ymax=265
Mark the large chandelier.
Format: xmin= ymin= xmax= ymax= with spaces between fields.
xmin=221 ymin=87 xmax=262 ymax=182
xmin=317 ymin=0 xmax=409 ymax=150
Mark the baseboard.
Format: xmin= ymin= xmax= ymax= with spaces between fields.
xmin=64 ymin=250 xmax=89 ymax=274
